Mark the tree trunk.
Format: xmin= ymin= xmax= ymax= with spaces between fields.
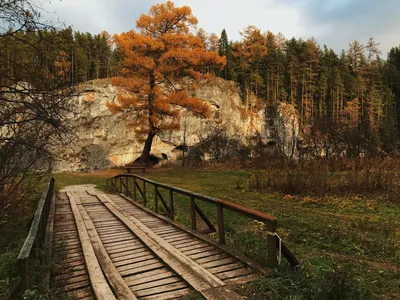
xmin=140 ymin=131 xmax=156 ymax=165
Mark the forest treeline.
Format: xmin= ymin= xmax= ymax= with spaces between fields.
xmin=0 ymin=27 xmax=119 ymax=88
xmin=1 ymin=25 xmax=400 ymax=153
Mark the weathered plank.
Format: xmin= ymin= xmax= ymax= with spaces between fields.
xmin=88 ymin=189 xmax=244 ymax=299
xmin=67 ymin=191 xmax=116 ymax=300
xmin=70 ymin=191 xmax=137 ymax=300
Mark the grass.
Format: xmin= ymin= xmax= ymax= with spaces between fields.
xmin=50 ymin=168 xmax=400 ymax=298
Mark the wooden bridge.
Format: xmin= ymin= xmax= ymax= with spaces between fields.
xmin=10 ymin=174 xmax=299 ymax=299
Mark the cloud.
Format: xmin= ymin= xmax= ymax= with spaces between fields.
xmin=42 ymin=0 xmax=400 ymax=56
xmin=275 ymin=0 xmax=400 ymax=55
xmin=43 ymin=0 xmax=158 ymax=34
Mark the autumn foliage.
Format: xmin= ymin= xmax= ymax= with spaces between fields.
xmin=108 ymin=1 xmax=225 ymax=163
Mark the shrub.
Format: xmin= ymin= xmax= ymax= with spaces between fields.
xmin=83 ymin=145 xmax=110 ymax=171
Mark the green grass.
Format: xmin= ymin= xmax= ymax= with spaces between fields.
xmin=52 ymin=168 xmax=400 ymax=299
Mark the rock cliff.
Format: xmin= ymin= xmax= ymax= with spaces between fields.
xmin=54 ymin=78 xmax=299 ymax=171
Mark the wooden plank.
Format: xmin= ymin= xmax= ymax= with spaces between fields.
xmin=196 ymin=253 xmax=230 ymax=264
xmin=114 ymin=254 xmax=155 ymax=267
xmin=53 ymin=269 xmax=87 ymax=281
xmin=224 ymin=273 xmax=261 ymax=285
xmin=119 ymin=193 xmax=270 ymax=275
xmin=119 ymin=262 xmax=165 ymax=277
xmin=63 ymin=280 xmax=91 ymax=292
xmin=111 ymin=250 xmax=152 ymax=263
xmin=140 ymin=288 xmax=193 ymax=300
xmin=55 ymin=274 xmax=89 ymax=285
xmin=44 ymin=193 xmax=56 ymax=291
xmin=66 ymin=191 xmax=116 ymax=300
xmin=107 ymin=244 xmax=145 ymax=255
xmin=66 ymin=287 xmax=92 ymax=299
xmin=202 ymin=286 xmax=243 ymax=300
xmin=130 ymin=276 xmax=181 ymax=292
xmin=124 ymin=268 xmax=174 ymax=286
xmin=202 ymin=257 xmax=237 ymax=269
xmin=178 ymin=243 xmax=211 ymax=252
xmin=116 ymin=258 xmax=161 ymax=273
xmin=18 ymin=178 xmax=53 ymax=260
xmin=109 ymin=247 xmax=149 ymax=259
xmin=88 ymin=189 xmax=243 ymax=299
xmin=170 ymin=237 xmax=198 ymax=247
xmin=174 ymin=240 xmax=204 ymax=249
xmin=70 ymin=191 xmax=137 ymax=299
xmin=189 ymin=249 xmax=222 ymax=260
xmin=207 ymin=262 xmax=245 ymax=274
xmin=90 ymin=191 xmax=220 ymax=289
xmin=182 ymin=245 xmax=216 ymax=256
xmin=134 ymin=282 xmax=188 ymax=297
xmin=194 ymin=203 xmax=216 ymax=233
xmin=217 ymin=268 xmax=253 ymax=280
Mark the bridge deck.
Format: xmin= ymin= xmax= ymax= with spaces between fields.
xmin=51 ymin=185 xmax=263 ymax=299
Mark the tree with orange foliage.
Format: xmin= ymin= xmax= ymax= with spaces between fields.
xmin=108 ymin=1 xmax=225 ymax=164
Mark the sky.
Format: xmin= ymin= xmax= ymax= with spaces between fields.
xmin=42 ymin=0 xmax=400 ymax=56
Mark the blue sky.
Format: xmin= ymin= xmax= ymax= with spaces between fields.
xmin=43 ymin=0 xmax=400 ymax=56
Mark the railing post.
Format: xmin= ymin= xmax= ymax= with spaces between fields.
xmin=190 ymin=195 xmax=196 ymax=231
xmin=19 ymin=258 xmax=29 ymax=292
xmin=119 ymin=176 xmax=122 ymax=193
xmin=125 ymin=176 xmax=129 ymax=195
xmin=266 ymin=220 xmax=278 ymax=268
xmin=143 ymin=180 xmax=147 ymax=206
xmin=133 ymin=177 xmax=137 ymax=201
xmin=217 ymin=203 xmax=225 ymax=244
xmin=154 ymin=185 xmax=159 ymax=213
xmin=169 ymin=189 xmax=174 ymax=220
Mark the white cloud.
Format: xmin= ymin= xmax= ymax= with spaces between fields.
xmin=42 ymin=0 xmax=400 ymax=55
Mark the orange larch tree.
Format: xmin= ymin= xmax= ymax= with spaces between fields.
xmin=107 ymin=1 xmax=225 ymax=164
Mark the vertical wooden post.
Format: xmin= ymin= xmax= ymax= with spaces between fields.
xmin=19 ymin=258 xmax=29 ymax=292
xmin=266 ymin=220 xmax=278 ymax=268
xmin=217 ymin=203 xmax=225 ymax=244
xmin=126 ymin=177 xmax=129 ymax=195
xmin=143 ymin=181 xmax=147 ymax=206
xmin=169 ymin=189 xmax=174 ymax=220
xmin=133 ymin=178 xmax=137 ymax=201
xmin=154 ymin=185 xmax=159 ymax=213
xmin=190 ymin=195 xmax=196 ymax=231
xmin=119 ymin=177 xmax=122 ymax=193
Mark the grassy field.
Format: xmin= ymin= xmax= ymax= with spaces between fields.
xmin=53 ymin=167 xmax=400 ymax=300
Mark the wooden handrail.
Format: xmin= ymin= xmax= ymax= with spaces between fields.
xmin=107 ymin=173 xmax=300 ymax=269
xmin=13 ymin=177 xmax=55 ymax=295
xmin=113 ymin=174 xmax=277 ymax=222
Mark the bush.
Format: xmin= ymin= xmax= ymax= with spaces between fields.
xmin=246 ymin=157 xmax=400 ymax=201
xmin=83 ymin=145 xmax=110 ymax=171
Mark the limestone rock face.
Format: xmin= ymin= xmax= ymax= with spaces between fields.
xmin=275 ymin=103 xmax=299 ymax=159
xmin=54 ymin=78 xmax=271 ymax=171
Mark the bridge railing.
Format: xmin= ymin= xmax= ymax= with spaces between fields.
xmin=107 ymin=173 xmax=299 ymax=269
xmin=8 ymin=177 xmax=56 ymax=297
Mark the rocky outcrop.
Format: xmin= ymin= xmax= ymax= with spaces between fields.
xmin=275 ymin=103 xmax=299 ymax=159
xmin=54 ymin=78 xmax=283 ymax=171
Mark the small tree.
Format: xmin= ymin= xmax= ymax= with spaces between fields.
xmin=108 ymin=1 xmax=225 ymax=164
xmin=0 ymin=1 xmax=75 ymax=214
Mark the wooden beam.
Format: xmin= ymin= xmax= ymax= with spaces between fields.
xmin=43 ymin=194 xmax=56 ymax=288
xmin=72 ymin=192 xmax=137 ymax=299
xmin=217 ymin=203 xmax=225 ymax=245
xmin=190 ymin=195 xmax=196 ymax=231
xmin=156 ymin=187 xmax=170 ymax=215
xmin=119 ymin=193 xmax=270 ymax=275
xmin=88 ymin=189 xmax=243 ymax=299
xmin=169 ymin=189 xmax=174 ymax=220
xmin=67 ymin=191 xmax=116 ymax=300
xmin=266 ymin=220 xmax=278 ymax=268
xmin=194 ymin=203 xmax=216 ymax=234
